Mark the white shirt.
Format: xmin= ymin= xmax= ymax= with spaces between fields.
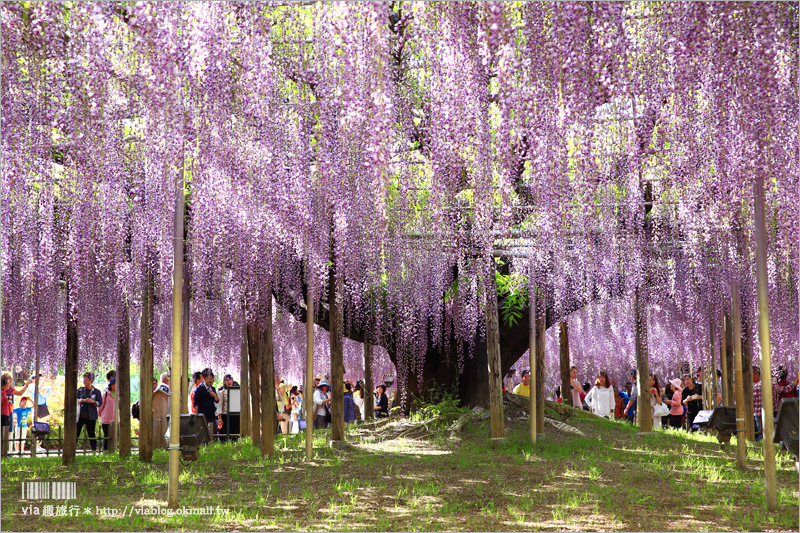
xmin=585 ymin=385 xmax=615 ymax=418
xmin=313 ymin=389 xmax=329 ymax=417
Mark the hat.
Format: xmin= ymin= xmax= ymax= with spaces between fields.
xmin=670 ymin=378 xmax=682 ymax=390
xmin=314 ymin=374 xmax=324 ymax=381
xmin=317 ymin=379 xmax=331 ymax=389
xmin=108 ymin=377 xmax=117 ymax=386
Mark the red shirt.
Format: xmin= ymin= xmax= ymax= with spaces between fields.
xmin=1 ymin=388 xmax=12 ymax=416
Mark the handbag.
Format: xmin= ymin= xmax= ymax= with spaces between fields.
xmin=31 ymin=421 xmax=51 ymax=438
xmin=298 ymin=419 xmax=306 ymax=430
xmin=653 ymin=402 xmax=670 ymax=417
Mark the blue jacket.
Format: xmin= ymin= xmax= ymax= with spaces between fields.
xmin=344 ymin=392 xmax=356 ymax=423
xmin=193 ymin=382 xmax=218 ymax=423
xmin=77 ymin=386 xmax=103 ymax=421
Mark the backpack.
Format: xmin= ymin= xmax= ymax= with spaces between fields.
xmin=131 ymin=400 xmax=140 ymax=419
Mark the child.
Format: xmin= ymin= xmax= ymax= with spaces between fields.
xmin=13 ymin=397 xmax=32 ymax=453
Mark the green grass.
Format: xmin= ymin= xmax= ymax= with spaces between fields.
xmin=1 ymin=413 xmax=798 ymax=532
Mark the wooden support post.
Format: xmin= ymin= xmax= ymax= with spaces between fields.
xmin=484 ymin=262 xmax=505 ymax=442
xmin=305 ymin=286 xmax=314 ymax=460
xmin=754 ymin=172 xmax=778 ymax=511
xmin=239 ymin=324 xmax=250 ymax=442
xmin=731 ymin=280 xmax=747 ymax=470
xmin=559 ymin=321 xmax=571 ymax=407
xmin=139 ymin=269 xmax=154 ymax=463
xmin=168 ymin=154 xmax=185 ymax=509
xmin=364 ymin=342 xmax=374 ymax=421
xmin=32 ymin=342 xmax=40 ymax=458
xmin=720 ymin=313 xmax=730 ymax=405
xmin=117 ymin=303 xmax=131 ymax=457
xmin=246 ymin=323 xmax=261 ymax=446
xmin=742 ymin=324 xmax=755 ymax=441
xmin=261 ymin=298 xmax=275 ymax=458
xmin=535 ymin=290 xmax=546 ymax=438
xmin=529 ymin=287 xmax=537 ymax=443
xmin=709 ymin=311 xmax=718 ymax=409
xmin=180 ymin=283 xmax=189 ymax=415
xmin=62 ymin=302 xmax=78 ymax=464
xmin=330 ymin=271 xmax=346 ymax=446
xmin=634 ymin=288 xmax=652 ymax=433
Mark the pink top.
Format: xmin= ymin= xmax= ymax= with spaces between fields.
xmin=669 ymin=390 xmax=683 ymax=416
xmin=97 ymin=389 xmax=116 ymax=424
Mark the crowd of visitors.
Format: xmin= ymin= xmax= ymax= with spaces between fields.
xmin=508 ymin=364 xmax=799 ymax=434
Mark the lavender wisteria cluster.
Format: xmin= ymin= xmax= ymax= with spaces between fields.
xmin=1 ymin=3 xmax=797 ymax=401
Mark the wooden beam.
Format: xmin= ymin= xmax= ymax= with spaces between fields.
xmin=731 ymin=280 xmax=747 ymax=470
xmin=261 ymin=298 xmax=275 ymax=458
xmin=117 ymin=302 xmax=131 ymax=457
xmin=330 ymin=270 xmax=345 ymax=444
xmin=239 ymin=324 xmax=250 ymax=442
xmin=559 ymin=321 xmax=571 ymax=407
xmin=364 ymin=342 xmax=375 ymax=420
xmin=305 ymin=286 xmax=314 ymax=460
xmin=634 ymin=288 xmax=652 ymax=433
xmin=62 ymin=304 xmax=78 ymax=464
xmin=535 ymin=290 xmax=546 ymax=437
xmin=139 ymin=270 xmax=154 ymax=463
xmin=247 ymin=323 xmax=261 ymax=446
xmin=528 ymin=288 xmax=537 ymax=443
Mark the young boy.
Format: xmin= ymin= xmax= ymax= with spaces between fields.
xmin=13 ymin=397 xmax=32 ymax=453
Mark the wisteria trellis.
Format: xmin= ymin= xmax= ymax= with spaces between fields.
xmin=1 ymin=2 xmax=797 ymax=400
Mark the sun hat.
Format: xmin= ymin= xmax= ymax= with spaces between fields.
xmin=670 ymin=378 xmax=682 ymax=390
xmin=317 ymin=379 xmax=331 ymax=389
xmin=108 ymin=377 xmax=117 ymax=387
xmin=314 ymin=374 xmax=324 ymax=381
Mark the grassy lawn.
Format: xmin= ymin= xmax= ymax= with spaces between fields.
xmin=1 ymin=408 xmax=797 ymax=532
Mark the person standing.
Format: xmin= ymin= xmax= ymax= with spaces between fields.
xmin=193 ymin=368 xmax=219 ymax=442
xmin=623 ymin=370 xmax=637 ymax=423
xmin=31 ymin=375 xmax=51 ymax=423
xmin=772 ymin=366 xmax=799 ymax=416
xmin=353 ymin=381 xmax=366 ymax=422
xmin=343 ymin=382 xmax=356 ymax=424
xmin=12 ymin=397 xmax=32 ymax=453
xmin=374 ymin=384 xmax=389 ymax=419
xmin=584 ymin=371 xmax=615 ymax=418
xmin=512 ymin=370 xmax=531 ymax=397
xmin=97 ymin=378 xmax=117 ymax=451
xmin=569 ymin=366 xmax=582 ymax=408
xmin=218 ymin=374 xmax=240 ymax=441
xmin=648 ymin=373 xmax=665 ymax=422
xmin=313 ymin=379 xmax=332 ymax=429
xmin=76 ymin=372 xmax=103 ymax=452
xmin=753 ymin=367 xmax=763 ymax=440
xmin=667 ymin=378 xmax=684 ymax=429
xmin=681 ymin=374 xmax=703 ymax=431
xmin=189 ymin=372 xmax=203 ymax=414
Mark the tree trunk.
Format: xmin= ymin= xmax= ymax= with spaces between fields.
xmin=261 ymin=299 xmax=275 ymax=458
xmin=180 ymin=282 xmax=189 ymax=415
xmin=240 ymin=324 xmax=250 ymax=440
xmin=731 ymin=280 xmax=748 ymax=470
xmin=721 ymin=313 xmax=730 ymax=405
xmin=559 ymin=321 xmax=571 ymax=407
xmin=247 ymin=323 xmax=261 ymax=445
xmin=139 ymin=270 xmax=154 ymax=463
xmin=634 ymin=288 xmax=652 ymax=432
xmin=117 ymin=303 xmax=131 ymax=457
xmin=62 ymin=305 xmax=79 ymax=465
xmin=364 ymin=342 xmax=374 ymax=420
xmin=484 ymin=265 xmax=505 ymax=440
xmin=724 ymin=314 xmax=734 ymax=407
xmin=330 ymin=271 xmax=345 ymax=442
xmin=742 ymin=306 xmax=755 ymax=441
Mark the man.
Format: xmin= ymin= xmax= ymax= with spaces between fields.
xmin=753 ymin=367 xmax=762 ymax=440
xmin=189 ymin=372 xmax=203 ymax=414
xmin=218 ymin=374 xmax=240 ymax=441
xmin=76 ymin=372 xmax=103 ymax=451
xmin=193 ymin=368 xmax=219 ymax=442
xmin=313 ymin=379 xmax=332 ymax=429
xmin=681 ymin=374 xmax=703 ymax=431
xmin=773 ymin=365 xmax=799 ymax=416
xmin=512 ymin=370 xmax=531 ymax=397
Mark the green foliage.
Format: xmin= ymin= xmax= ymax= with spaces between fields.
xmin=494 ymin=264 xmax=529 ymax=327
xmin=410 ymin=384 xmax=468 ymax=424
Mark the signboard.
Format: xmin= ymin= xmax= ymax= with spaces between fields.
xmin=693 ymin=409 xmax=713 ymax=426
xmin=226 ymin=386 xmax=241 ymax=414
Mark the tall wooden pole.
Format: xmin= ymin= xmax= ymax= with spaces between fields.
xmin=720 ymin=313 xmax=730 ymax=405
xmin=167 ymin=149 xmax=185 ymax=509
xmin=180 ymin=282 xmax=189 ymax=415
xmin=330 ymin=270 xmax=346 ymax=445
xmin=634 ymin=288 xmax=652 ymax=433
xmin=239 ymin=324 xmax=250 ymax=441
xmin=139 ymin=266 xmax=154 ymax=463
xmin=247 ymin=323 xmax=261 ymax=445
xmin=62 ymin=299 xmax=78 ymax=465
xmin=731 ymin=280 xmax=747 ymax=470
xmin=529 ymin=287 xmax=537 ymax=443
xmin=32 ymin=341 xmax=40 ymax=458
xmin=305 ymin=286 xmax=314 ymax=460
xmin=261 ymin=298 xmax=275 ymax=458
xmin=364 ymin=342 xmax=374 ymax=420
xmin=117 ymin=302 xmax=131 ymax=457
xmin=484 ymin=262 xmax=505 ymax=442
xmin=535 ymin=288 xmax=546 ymax=438
xmin=709 ymin=311 xmax=718 ymax=409
xmin=742 ymin=323 xmax=755 ymax=441
xmin=754 ymin=172 xmax=778 ymax=511
xmin=559 ymin=321 xmax=571 ymax=407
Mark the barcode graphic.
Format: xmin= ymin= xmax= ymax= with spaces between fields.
xmin=22 ymin=482 xmax=76 ymax=500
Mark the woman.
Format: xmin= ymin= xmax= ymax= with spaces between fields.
xmin=584 ymin=370 xmax=615 ymax=418
xmin=353 ymin=381 xmax=366 ymax=422
xmin=649 ymin=373 xmax=665 ymax=422
xmin=97 ymin=377 xmax=116 ymax=451
xmin=289 ymin=386 xmax=301 ymax=434
xmin=374 ymin=384 xmax=389 ymax=418
xmin=667 ymin=378 xmax=684 ymax=429
xmin=681 ymin=374 xmax=703 ymax=430
xmin=569 ymin=366 xmax=582 ymax=408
